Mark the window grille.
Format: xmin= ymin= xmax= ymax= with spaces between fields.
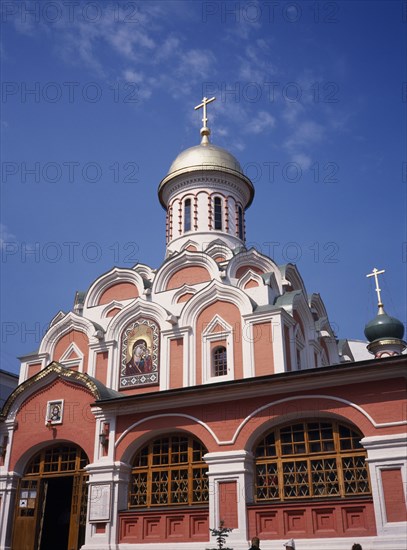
xmin=213 ymin=346 xmax=227 ymax=376
xmin=129 ymin=435 xmax=209 ymax=508
xmin=184 ymin=198 xmax=191 ymax=232
xmin=214 ymin=197 xmax=222 ymax=230
xmin=255 ymin=421 xmax=371 ymax=501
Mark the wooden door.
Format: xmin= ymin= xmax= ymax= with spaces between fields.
xmin=12 ymin=445 xmax=89 ymax=550
xmin=67 ymin=474 xmax=88 ymax=550
xmin=12 ymin=478 xmax=42 ymax=550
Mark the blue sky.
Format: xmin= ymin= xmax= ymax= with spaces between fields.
xmin=1 ymin=0 xmax=406 ymax=374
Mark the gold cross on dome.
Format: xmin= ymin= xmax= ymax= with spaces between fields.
xmin=366 ymin=267 xmax=386 ymax=306
xmin=194 ymin=96 xmax=216 ymax=128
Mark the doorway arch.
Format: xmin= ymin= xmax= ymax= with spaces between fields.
xmin=12 ymin=443 xmax=89 ymax=550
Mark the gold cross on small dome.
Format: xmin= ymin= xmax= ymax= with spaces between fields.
xmin=366 ymin=267 xmax=386 ymax=307
xmin=194 ymin=96 xmax=216 ymax=128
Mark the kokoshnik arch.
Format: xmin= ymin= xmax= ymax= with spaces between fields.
xmin=0 ymin=98 xmax=406 ymax=550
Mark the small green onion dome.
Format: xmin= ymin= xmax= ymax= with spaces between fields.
xmin=364 ymin=307 xmax=405 ymax=342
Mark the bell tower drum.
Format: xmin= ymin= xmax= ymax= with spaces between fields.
xmin=158 ymin=97 xmax=255 ymax=256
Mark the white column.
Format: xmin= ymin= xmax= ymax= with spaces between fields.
xmin=82 ymin=461 xmax=131 ymax=550
xmin=204 ymin=450 xmax=254 ymax=547
xmin=362 ymin=433 xmax=407 ymax=548
xmin=0 ymin=471 xmax=20 ymax=550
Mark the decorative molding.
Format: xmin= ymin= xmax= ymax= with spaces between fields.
xmin=161 ymin=173 xmax=252 ymax=209
xmin=104 ymin=298 xmax=170 ymax=342
xmin=152 ymin=250 xmax=220 ymax=294
xmin=205 ymin=239 xmax=234 ymax=262
xmin=171 ymin=284 xmax=198 ymax=305
xmin=0 ymin=362 xmax=106 ymax=420
xmin=237 ymin=269 xmax=264 ymax=290
xmin=115 ymin=413 xmax=220 ymax=451
xmin=227 ymin=248 xmax=282 ymax=289
xmin=101 ymin=301 xmax=123 ymax=319
xmin=84 ymin=267 xmax=145 ymax=309
xmin=38 ymin=311 xmax=98 ymax=357
xmin=179 ymin=279 xmax=253 ymax=327
xmin=202 ymin=315 xmax=234 ymax=384
xmin=59 ymin=341 xmax=85 ymax=372
xmin=279 ymin=263 xmax=307 ymax=293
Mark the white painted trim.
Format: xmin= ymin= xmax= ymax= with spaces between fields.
xmin=38 ymin=312 xmax=98 ymax=357
xmin=362 ymin=435 xmax=407 ymax=536
xmin=152 ymin=250 xmax=220 ymax=294
xmin=100 ymin=301 xmax=123 ymax=319
xmin=227 ymin=395 xmax=407 ymax=445
xmin=19 ymin=353 xmax=49 ymax=383
xmin=236 ymin=269 xmax=264 ymax=290
xmin=204 ymin=450 xmax=253 ymax=542
xmin=170 ymin=284 xmax=197 ymax=305
xmin=59 ymin=341 xmax=84 ymax=372
xmin=226 ymin=248 xmax=281 ymax=287
xmin=205 ymin=239 xmax=234 ymax=261
xmin=180 ymin=279 xmax=253 ymax=327
xmin=112 ymin=395 xmax=402 ymax=451
xmin=115 ymin=413 xmax=220 ymax=448
xmin=104 ymin=298 xmax=169 ymax=342
xmin=84 ymin=267 xmax=145 ymax=309
xmin=202 ymin=315 xmax=234 ymax=384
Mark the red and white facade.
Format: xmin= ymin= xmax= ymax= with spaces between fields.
xmin=0 ymin=124 xmax=406 ymax=550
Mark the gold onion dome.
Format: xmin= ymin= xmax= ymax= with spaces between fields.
xmin=158 ymin=96 xmax=254 ymax=208
xmin=168 ymin=142 xmax=243 ymax=176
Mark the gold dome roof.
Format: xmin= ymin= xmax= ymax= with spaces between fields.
xmin=158 ymin=142 xmax=254 ymax=208
xmin=168 ymin=143 xmax=243 ymax=175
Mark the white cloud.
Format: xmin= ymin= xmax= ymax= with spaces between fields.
xmin=155 ymin=36 xmax=181 ymax=62
xmin=238 ymin=42 xmax=276 ymax=83
xmin=281 ymin=101 xmax=305 ymax=125
xmin=247 ymin=111 xmax=276 ymax=134
xmin=291 ymin=153 xmax=312 ymax=171
xmin=123 ymin=69 xmax=145 ymax=84
xmin=177 ymin=49 xmax=216 ymax=79
xmin=284 ymin=120 xmax=325 ymax=150
xmin=0 ymin=224 xmax=17 ymax=250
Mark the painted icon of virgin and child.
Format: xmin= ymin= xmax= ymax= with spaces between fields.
xmin=126 ymin=339 xmax=152 ymax=376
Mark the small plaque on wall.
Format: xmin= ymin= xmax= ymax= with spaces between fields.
xmin=45 ymin=399 xmax=64 ymax=425
xmin=89 ymin=483 xmax=111 ymax=522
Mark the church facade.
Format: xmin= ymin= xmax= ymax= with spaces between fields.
xmin=1 ymin=100 xmax=406 ymax=550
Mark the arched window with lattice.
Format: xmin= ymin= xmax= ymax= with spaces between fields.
xmin=129 ymin=435 xmax=209 ymax=508
xmin=184 ymin=198 xmax=191 ymax=232
xmin=213 ymin=345 xmax=227 ymax=377
xmin=254 ymin=420 xmax=371 ymax=502
xmin=214 ymin=196 xmax=223 ymax=230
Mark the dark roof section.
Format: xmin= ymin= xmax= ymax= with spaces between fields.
xmin=93 ymin=354 xmax=406 ymax=406
xmin=0 ymin=361 xmax=123 ymax=418
xmin=0 ymin=368 xmax=19 ymax=379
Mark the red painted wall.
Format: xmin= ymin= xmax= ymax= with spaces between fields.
xmin=248 ymin=499 xmax=376 ymax=539
xmin=119 ymin=509 xmax=209 ymax=543
xmin=98 ymin=282 xmax=139 ymax=305
xmin=195 ymin=300 xmax=243 ymax=384
xmin=166 ymin=266 xmax=211 ymax=290
xmin=381 ymin=468 xmax=407 ymax=522
xmin=10 ymin=378 xmax=95 ymax=471
xmin=53 ymin=330 xmax=89 ymax=372
xmin=95 ymin=351 xmax=109 ymax=386
xmin=253 ymin=322 xmax=274 ymax=376
xmin=219 ymin=481 xmax=238 ymax=529
xmin=170 ymin=338 xmax=184 ymax=389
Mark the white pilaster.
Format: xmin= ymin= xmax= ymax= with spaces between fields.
xmin=0 ymin=471 xmax=20 ymax=550
xmin=204 ymin=450 xmax=254 ymax=546
xmin=82 ymin=461 xmax=131 ymax=550
xmin=362 ymin=433 xmax=407 ymax=546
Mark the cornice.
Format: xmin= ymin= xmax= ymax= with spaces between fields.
xmin=161 ymin=174 xmax=252 ymax=207
xmin=91 ymin=356 xmax=406 ymax=415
